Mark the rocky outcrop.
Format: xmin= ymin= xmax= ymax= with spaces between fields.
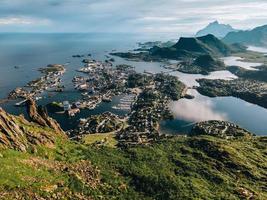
xmin=0 ymin=108 xmax=29 ymax=151
xmin=26 ymin=99 xmax=64 ymax=135
xmin=0 ymin=99 xmax=65 ymax=152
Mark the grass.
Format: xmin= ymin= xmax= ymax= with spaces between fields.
xmin=1 ymin=133 xmax=267 ymax=199
xmin=0 ymin=150 xmax=67 ymax=191
xmin=82 ymin=133 xmax=118 ymax=148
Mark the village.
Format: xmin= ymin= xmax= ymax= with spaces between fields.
xmin=190 ymin=120 xmax=253 ymax=139
xmin=59 ymin=60 xmax=137 ymax=116
xmin=197 ymin=78 xmax=267 ymax=109
xmin=8 ymin=64 xmax=66 ymax=106
xmin=66 ymin=62 xmax=186 ymax=146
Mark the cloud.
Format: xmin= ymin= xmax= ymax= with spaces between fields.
xmin=0 ymin=0 xmax=266 ymax=34
xmin=0 ymin=17 xmax=50 ymax=26
xmin=169 ymin=97 xmax=228 ymax=122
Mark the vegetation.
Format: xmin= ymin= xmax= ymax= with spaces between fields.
xmin=1 ymin=132 xmax=267 ymax=199
xmin=127 ymin=73 xmax=152 ymax=88
xmin=82 ymin=133 xmax=118 ymax=148
xmin=154 ymin=73 xmax=185 ymax=100
xmin=0 ymin=106 xmax=267 ymax=199
xmin=151 ymin=34 xmax=243 ymax=60
xmin=111 ymin=35 xmax=246 ymax=69
xmin=39 ymin=64 xmax=65 ymax=74
xmin=177 ymin=54 xmax=226 ymax=75
xmin=228 ymin=65 xmax=267 ymax=82
xmin=46 ymin=101 xmax=64 ymax=112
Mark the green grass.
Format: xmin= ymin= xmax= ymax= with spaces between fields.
xmin=82 ymin=133 xmax=118 ymax=148
xmin=1 ymin=134 xmax=267 ymax=199
xmin=0 ymin=150 xmax=67 ymax=191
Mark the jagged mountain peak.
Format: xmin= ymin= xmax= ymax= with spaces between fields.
xmin=196 ymin=21 xmax=238 ymax=38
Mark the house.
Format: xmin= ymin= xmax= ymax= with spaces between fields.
xmin=88 ymin=87 xmax=95 ymax=94
xmin=63 ymin=101 xmax=71 ymax=111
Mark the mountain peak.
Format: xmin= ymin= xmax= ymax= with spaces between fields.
xmin=196 ymin=21 xmax=238 ymax=38
xmin=210 ymin=20 xmax=219 ymax=25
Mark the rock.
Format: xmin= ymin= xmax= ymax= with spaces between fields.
xmin=26 ymin=99 xmax=65 ymax=135
xmin=0 ymin=99 xmax=66 ymax=152
xmin=183 ymin=94 xmax=195 ymax=99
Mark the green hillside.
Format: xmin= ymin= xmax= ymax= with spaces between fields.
xmin=0 ymin=106 xmax=267 ymax=199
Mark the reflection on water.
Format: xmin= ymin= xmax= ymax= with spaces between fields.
xmin=169 ymin=89 xmax=227 ymax=122
xmin=248 ymin=46 xmax=267 ymax=54
xmin=170 ymin=70 xmax=237 ymax=87
xmin=222 ymin=56 xmax=262 ymax=70
xmin=161 ymin=89 xmax=267 ymax=135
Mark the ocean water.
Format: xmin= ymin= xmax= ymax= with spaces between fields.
xmin=0 ymin=33 xmax=267 ymax=134
xmin=222 ymin=56 xmax=262 ymax=70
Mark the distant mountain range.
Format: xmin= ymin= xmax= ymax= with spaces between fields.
xmin=223 ymin=24 xmax=267 ymax=46
xmin=112 ymin=34 xmax=246 ymax=73
xmin=151 ymin=34 xmax=241 ymax=59
xmin=196 ymin=21 xmax=238 ymax=38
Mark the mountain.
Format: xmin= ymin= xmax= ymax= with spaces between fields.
xmin=151 ymin=34 xmax=235 ymax=60
xmin=177 ymin=54 xmax=226 ymax=75
xmin=223 ymin=24 xmax=267 ymax=46
xmin=196 ymin=21 xmax=238 ymax=38
xmin=112 ymin=34 xmax=245 ymax=62
xmin=193 ymin=54 xmax=226 ymax=71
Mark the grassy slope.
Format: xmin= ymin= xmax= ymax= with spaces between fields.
xmin=0 ymin=134 xmax=267 ymax=199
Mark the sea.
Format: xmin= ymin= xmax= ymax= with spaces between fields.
xmin=0 ymin=33 xmax=267 ymax=135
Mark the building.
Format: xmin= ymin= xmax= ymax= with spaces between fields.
xmin=63 ymin=101 xmax=71 ymax=111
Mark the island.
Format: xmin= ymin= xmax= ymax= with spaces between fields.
xmin=8 ymin=64 xmax=66 ymax=104
xmin=197 ymin=78 xmax=267 ymax=108
xmin=111 ymin=34 xmax=246 ymax=75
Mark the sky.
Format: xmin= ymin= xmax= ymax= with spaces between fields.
xmin=0 ymin=0 xmax=267 ymax=36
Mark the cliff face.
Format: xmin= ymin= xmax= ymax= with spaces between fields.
xmin=0 ymin=99 xmax=65 ymax=152
xmin=26 ymin=99 xmax=64 ymax=135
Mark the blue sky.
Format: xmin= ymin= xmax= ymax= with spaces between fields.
xmin=0 ymin=0 xmax=267 ymax=35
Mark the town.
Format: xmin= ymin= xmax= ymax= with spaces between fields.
xmin=8 ymin=64 xmax=66 ymax=106
xmin=58 ymin=60 xmax=137 ymax=116
xmin=67 ymin=63 xmax=187 ymax=146
xmin=7 ymin=56 xmax=187 ymax=147
xmin=197 ymin=78 xmax=267 ymax=109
